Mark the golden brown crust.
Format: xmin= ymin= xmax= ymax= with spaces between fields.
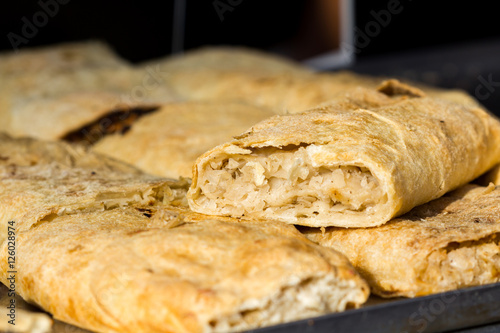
xmin=303 ymin=184 xmax=500 ymax=297
xmin=1 ymin=66 xmax=180 ymax=140
xmin=0 ymin=40 xmax=128 ymax=76
xmin=0 ymin=136 xmax=369 ymax=333
xmin=0 ymin=136 xmax=189 ymax=244
xmin=1 ymin=43 xmax=482 ymax=147
xmin=9 ymin=211 xmax=368 ymax=333
xmin=188 ymin=85 xmax=500 ymax=227
xmin=0 ymin=133 xmax=144 ymax=175
xmin=157 ymin=53 xmax=481 ymax=115
xmin=170 ymin=70 xmax=482 ymax=116
xmin=93 ymin=102 xmax=276 ymax=178
xmin=140 ymin=46 xmax=311 ymax=75
xmin=0 ymin=41 xmax=178 ymax=140
xmin=165 ymin=70 xmax=381 ymax=114
xmin=6 ymin=93 xmax=160 ymax=141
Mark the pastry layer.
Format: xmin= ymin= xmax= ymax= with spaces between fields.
xmin=303 ymin=184 xmax=500 ymax=297
xmin=189 ymin=87 xmax=500 ymax=227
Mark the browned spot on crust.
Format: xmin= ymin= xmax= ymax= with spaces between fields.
xmin=21 ymin=276 xmax=35 ymax=291
xmin=136 ymin=208 xmax=153 ymax=218
xmin=68 ymin=245 xmax=84 ymax=253
xmin=377 ymin=79 xmax=426 ymax=98
xmin=473 ymin=217 xmax=495 ymax=224
xmin=62 ymin=106 xmax=160 ymax=145
xmin=443 ymin=232 xmax=500 ymax=253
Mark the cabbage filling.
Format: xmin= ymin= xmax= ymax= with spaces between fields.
xmin=208 ymin=276 xmax=365 ymax=333
xmin=198 ymin=146 xmax=386 ymax=222
xmin=421 ymin=234 xmax=500 ymax=291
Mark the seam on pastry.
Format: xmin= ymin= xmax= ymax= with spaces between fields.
xmin=61 ymin=106 xmax=160 ymax=145
xmin=442 ymin=232 xmax=500 ymax=253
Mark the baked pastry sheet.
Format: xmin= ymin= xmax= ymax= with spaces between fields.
xmin=2 ymin=41 xmax=500 ymax=332
xmin=188 ymin=85 xmax=500 ymax=227
xmin=304 ymin=184 xmax=500 ymax=297
xmin=0 ymin=136 xmax=368 ymax=333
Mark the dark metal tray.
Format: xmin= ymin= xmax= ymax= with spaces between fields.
xmin=3 ymin=282 xmax=500 ymax=333
xmin=248 ymin=283 xmax=500 ymax=333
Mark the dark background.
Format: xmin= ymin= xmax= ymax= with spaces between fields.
xmin=1 ymin=0 xmax=500 ymax=112
xmin=1 ymin=0 xmax=499 ymax=61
